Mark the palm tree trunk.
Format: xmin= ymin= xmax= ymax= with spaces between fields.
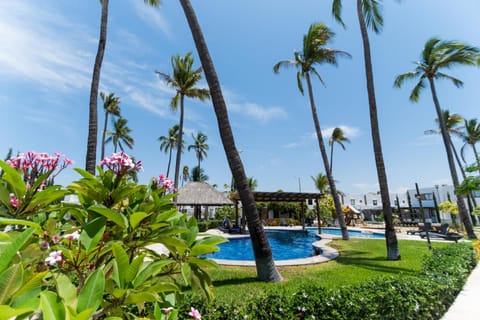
xmin=451 ymin=139 xmax=478 ymax=211
xmin=179 ymin=0 xmax=282 ymax=282
xmin=329 ymin=143 xmax=334 ymax=175
xmin=305 ymin=73 xmax=349 ymax=240
xmin=174 ymin=95 xmax=185 ymax=191
xmin=357 ymin=0 xmax=400 ymax=259
xmin=101 ymin=111 xmax=109 ymax=160
xmin=428 ymin=78 xmax=476 ymax=239
xmin=86 ymin=0 xmax=109 ymax=174
xmin=166 ymin=148 xmax=172 ymax=177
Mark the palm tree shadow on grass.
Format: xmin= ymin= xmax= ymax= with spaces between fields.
xmin=334 ymin=249 xmax=417 ymax=275
xmin=213 ymin=276 xmax=259 ymax=287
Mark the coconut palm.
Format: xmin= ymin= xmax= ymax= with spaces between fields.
xmin=188 ymin=132 xmax=209 ymax=171
xmin=394 ymin=38 xmax=480 ymax=239
xmin=158 ymin=125 xmax=181 ymax=177
xmin=86 ymin=0 xmax=159 ymax=174
xmin=460 ymin=118 xmax=480 ymax=169
xmin=190 ymin=165 xmax=208 ymax=182
xmin=105 ymin=117 xmax=134 ymax=153
xmin=182 ymin=165 xmax=189 ymax=186
xmin=248 ymin=177 xmax=258 ymax=191
xmin=100 ymin=92 xmax=121 ymax=161
xmin=273 ymin=22 xmax=350 ymax=241
xmin=330 ymin=0 xmax=400 ymax=259
xmin=329 ymin=127 xmax=350 ymax=175
xmin=179 ymin=0 xmax=282 ymax=282
xmin=311 ymin=172 xmax=329 ymax=193
xmin=156 ymin=53 xmax=210 ymax=191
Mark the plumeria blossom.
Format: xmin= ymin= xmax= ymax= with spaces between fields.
xmin=45 ymin=250 xmax=63 ymax=266
xmin=9 ymin=194 xmax=18 ymax=208
xmin=100 ymin=152 xmax=143 ymax=176
xmin=153 ymin=174 xmax=176 ymax=193
xmin=6 ymin=151 xmax=73 ymax=190
xmin=188 ymin=307 xmax=201 ymax=320
xmin=63 ymin=230 xmax=80 ymax=241
xmin=161 ymin=307 xmax=174 ymax=315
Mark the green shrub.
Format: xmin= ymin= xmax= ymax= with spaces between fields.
xmin=181 ymin=243 xmax=476 ymax=320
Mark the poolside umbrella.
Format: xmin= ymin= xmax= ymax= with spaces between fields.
xmin=176 ymin=182 xmax=233 ymax=220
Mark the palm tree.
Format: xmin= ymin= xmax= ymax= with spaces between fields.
xmin=158 ymin=125 xmax=181 ymax=177
xmin=329 ymin=127 xmax=350 ymax=175
xmin=190 ymin=165 xmax=208 ymax=182
xmin=273 ymin=23 xmax=350 ymax=241
xmin=156 ymin=54 xmax=210 ymax=191
xmin=425 ymin=111 xmax=478 ymax=212
xmin=248 ymin=177 xmax=258 ymax=191
xmin=460 ymin=118 xmax=480 ymax=170
xmin=188 ymin=132 xmax=209 ymax=171
xmin=311 ymin=172 xmax=329 ymax=193
xmin=182 ymin=165 xmax=189 ymax=186
xmin=100 ymin=92 xmax=121 ymax=160
xmin=394 ymin=38 xmax=480 ymax=239
xmin=86 ymin=0 xmax=159 ymax=174
xmin=331 ymin=0 xmax=400 ymax=259
xmin=179 ymin=0 xmax=282 ymax=282
xmin=105 ymin=117 xmax=134 ymax=153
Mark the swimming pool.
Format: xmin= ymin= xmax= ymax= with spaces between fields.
xmin=204 ymin=228 xmax=384 ymax=261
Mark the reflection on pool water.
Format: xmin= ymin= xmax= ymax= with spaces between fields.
xmin=204 ymin=228 xmax=384 ymax=261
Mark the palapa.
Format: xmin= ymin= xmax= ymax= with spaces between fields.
xmin=176 ymin=181 xmax=233 ymax=206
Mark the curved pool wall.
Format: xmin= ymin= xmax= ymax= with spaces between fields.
xmin=205 ymin=227 xmax=384 ymax=266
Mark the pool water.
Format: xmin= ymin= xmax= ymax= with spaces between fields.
xmin=204 ymin=228 xmax=384 ymax=261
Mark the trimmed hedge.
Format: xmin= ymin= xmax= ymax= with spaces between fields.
xmin=198 ymin=219 xmax=223 ymax=232
xmin=181 ymin=242 xmax=476 ymax=320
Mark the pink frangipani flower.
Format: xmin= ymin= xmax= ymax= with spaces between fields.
xmin=188 ymin=307 xmax=201 ymax=320
xmin=45 ymin=250 xmax=63 ymax=266
xmin=63 ymin=230 xmax=80 ymax=241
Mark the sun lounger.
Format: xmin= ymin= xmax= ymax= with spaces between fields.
xmin=419 ymin=223 xmax=463 ymax=242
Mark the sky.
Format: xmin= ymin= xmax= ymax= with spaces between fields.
xmin=1 ymin=0 xmax=479 ymax=196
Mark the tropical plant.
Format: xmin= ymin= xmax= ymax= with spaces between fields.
xmin=85 ymin=0 xmax=160 ymax=174
xmin=329 ymin=127 xmax=350 ymax=175
xmin=0 ymin=151 xmax=224 ymax=319
xmin=394 ymin=37 xmax=480 ymax=239
xmin=159 ymin=124 xmax=181 ymax=177
xmin=190 ymin=165 xmax=209 ymax=182
xmin=182 ymin=165 xmax=190 ymax=187
xmin=156 ymin=53 xmax=210 ymax=191
xmin=248 ymin=177 xmax=258 ymax=191
xmin=311 ymin=172 xmax=329 ymax=193
xmin=460 ymin=118 xmax=480 ymax=169
xmin=331 ymin=0 xmax=400 ymax=259
xmin=105 ymin=117 xmax=134 ymax=153
xmin=179 ymin=0 xmax=282 ymax=282
xmin=273 ymin=22 xmax=350 ymax=240
xmin=188 ymin=131 xmax=209 ymax=171
xmin=100 ymin=92 xmax=121 ymax=161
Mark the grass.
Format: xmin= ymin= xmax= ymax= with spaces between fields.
xmin=206 ymin=239 xmax=450 ymax=305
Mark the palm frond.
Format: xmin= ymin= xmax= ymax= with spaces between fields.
xmin=296 ymin=71 xmax=305 ymax=95
xmin=273 ymin=60 xmax=297 ymax=74
xmin=310 ymin=68 xmax=326 ymax=87
xmin=393 ymin=70 xmax=420 ymax=88
xmin=331 ymin=0 xmax=345 ymax=28
xmin=435 ymin=72 xmax=464 ymax=88
xmin=409 ymin=77 xmax=426 ymax=102
xmin=362 ymin=0 xmax=384 ymax=34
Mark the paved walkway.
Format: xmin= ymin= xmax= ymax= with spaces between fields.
xmin=442 ymin=261 xmax=480 ymax=320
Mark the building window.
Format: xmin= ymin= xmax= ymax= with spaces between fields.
xmin=394 ymin=199 xmax=398 ymax=205
xmin=350 ymin=199 xmax=355 ymax=205
xmin=307 ymin=199 xmax=313 ymax=205
xmin=373 ymin=200 xmax=378 ymax=206
xmin=420 ymin=193 xmax=433 ymax=201
xmin=359 ymin=200 xmax=363 ymax=203
xmin=473 ymin=191 xmax=480 ymax=198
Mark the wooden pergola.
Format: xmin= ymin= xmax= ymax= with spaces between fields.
xmin=231 ymin=191 xmax=324 ymax=231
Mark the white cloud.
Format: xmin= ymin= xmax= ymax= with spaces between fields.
xmin=130 ymin=0 xmax=171 ymax=37
xmin=228 ymin=102 xmax=287 ymax=123
xmin=0 ymin=2 xmax=92 ymax=92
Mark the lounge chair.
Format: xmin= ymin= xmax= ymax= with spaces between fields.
xmin=419 ymin=223 xmax=463 ymax=242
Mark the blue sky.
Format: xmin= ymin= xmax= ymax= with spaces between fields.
xmin=1 ymin=0 xmax=479 ymax=195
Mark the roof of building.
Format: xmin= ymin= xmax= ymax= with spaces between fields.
xmin=231 ymin=191 xmax=323 ymax=202
xmin=176 ymin=182 xmax=233 ymax=206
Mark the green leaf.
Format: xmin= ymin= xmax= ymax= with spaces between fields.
xmin=0 ymin=184 xmax=11 ymax=209
xmin=75 ymin=308 xmax=95 ymax=320
xmin=112 ymin=243 xmax=129 ymax=287
xmin=125 ymin=254 xmax=145 ymax=285
xmin=156 ymin=236 xmax=189 ymax=256
xmin=12 ymin=270 xmax=48 ymax=303
xmin=0 ymin=161 xmax=26 ymax=198
xmin=0 ymin=305 xmax=34 ymax=319
xmin=129 ymin=211 xmax=150 ymax=229
xmin=24 ymin=189 xmax=69 ymax=212
xmin=0 ymin=218 xmax=42 ymax=230
xmin=181 ymin=263 xmax=191 ymax=285
xmin=188 ymin=256 xmax=220 ymax=269
xmin=124 ymin=291 xmax=160 ymax=304
xmin=80 ymin=217 xmax=106 ymax=251
xmin=89 ymin=206 xmax=128 ymax=229
xmin=40 ymin=291 xmax=65 ymax=320
xmin=0 ymin=228 xmax=35 ymax=273
xmin=190 ymin=244 xmax=220 ymax=256
xmin=77 ymin=268 xmax=105 ymax=313
xmin=133 ymin=259 xmax=175 ymax=287
xmin=0 ymin=263 xmax=24 ymax=304
xmin=55 ymin=274 xmax=77 ymax=308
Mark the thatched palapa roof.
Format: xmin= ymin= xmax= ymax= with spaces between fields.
xmin=176 ymin=182 xmax=233 ymax=206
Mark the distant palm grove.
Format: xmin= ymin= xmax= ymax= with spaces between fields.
xmin=81 ymin=0 xmax=480 ymax=284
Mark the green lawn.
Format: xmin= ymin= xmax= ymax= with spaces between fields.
xmin=206 ymin=239 xmax=450 ymax=305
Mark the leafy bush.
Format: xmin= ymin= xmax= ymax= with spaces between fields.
xmin=180 ymin=243 xmax=476 ymax=320
xmin=197 ymin=219 xmax=223 ymax=232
